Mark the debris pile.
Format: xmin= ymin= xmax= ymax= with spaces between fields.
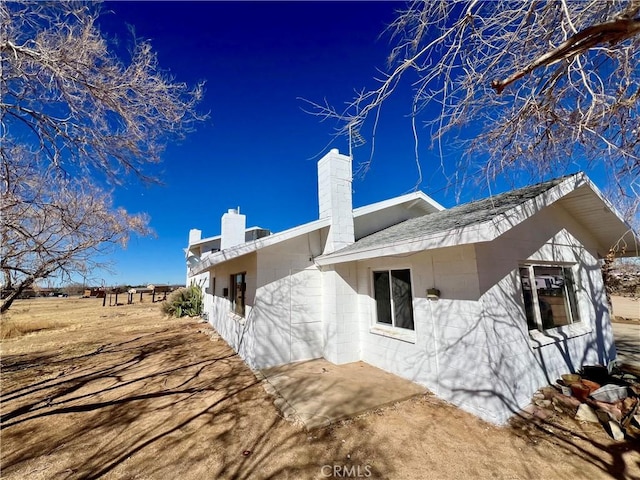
xmin=524 ymin=364 xmax=640 ymax=441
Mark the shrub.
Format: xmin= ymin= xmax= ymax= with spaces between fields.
xmin=162 ymin=283 xmax=203 ymax=318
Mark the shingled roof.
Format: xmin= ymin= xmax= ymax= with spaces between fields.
xmin=320 ymin=174 xmax=574 ymax=259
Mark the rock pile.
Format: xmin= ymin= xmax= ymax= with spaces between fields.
xmin=523 ymin=365 xmax=640 ymax=441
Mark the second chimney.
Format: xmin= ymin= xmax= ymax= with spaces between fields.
xmin=221 ymin=208 xmax=246 ymax=250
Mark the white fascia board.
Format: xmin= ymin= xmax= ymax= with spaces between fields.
xmin=314 ymin=224 xmax=491 ymax=265
xmin=353 ymin=191 xmax=445 ymax=217
xmin=188 ymin=234 xmax=221 ymax=248
xmin=190 ymin=218 xmax=330 ymax=275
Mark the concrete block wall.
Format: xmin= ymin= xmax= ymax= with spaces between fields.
xmin=356 ymin=247 xmax=484 ymax=408
xmin=253 ymin=236 xmax=324 ymax=368
xmin=322 ymin=263 xmax=359 ymax=365
xmin=353 ymin=207 xmax=612 ymax=425
xmin=472 ymin=205 xmax=615 ymax=424
xmin=352 ymin=226 xmax=613 ymax=425
xmin=200 ymin=253 xmax=259 ymax=367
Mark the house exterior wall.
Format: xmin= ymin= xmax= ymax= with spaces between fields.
xmin=193 ymin=232 xmax=329 ymax=370
xmin=322 ymin=263 xmax=360 ymax=365
xmin=356 ymin=245 xmax=482 ymax=404
xmin=472 ymin=203 xmax=615 ymax=424
xmin=202 ymin=253 xmax=259 ymax=367
xmin=252 ymin=233 xmax=325 ymax=369
xmin=353 ymin=204 xmax=614 ymax=425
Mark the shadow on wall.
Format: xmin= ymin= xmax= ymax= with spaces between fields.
xmin=208 ymin=258 xmax=325 ymax=371
xmin=397 ymin=202 xmax=615 ymax=425
xmin=389 ymin=246 xmax=629 ymax=477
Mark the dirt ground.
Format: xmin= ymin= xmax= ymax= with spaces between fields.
xmin=1 ymin=298 xmax=639 ymax=480
xmin=611 ymin=295 xmax=640 ymax=322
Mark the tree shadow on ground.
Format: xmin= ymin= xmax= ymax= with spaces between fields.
xmin=0 ymin=318 xmax=392 ymax=480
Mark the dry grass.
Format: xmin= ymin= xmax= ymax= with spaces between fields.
xmin=1 ymin=300 xmax=71 ymax=339
xmin=611 ymin=295 xmax=640 ymax=323
xmin=1 ymin=295 xmax=167 ymax=335
xmin=1 ymin=316 xmax=62 ymax=340
xmin=2 ymin=298 xmax=639 ymax=480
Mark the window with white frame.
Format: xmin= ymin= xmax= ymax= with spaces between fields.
xmin=230 ymin=272 xmax=246 ymax=316
xmin=519 ymin=264 xmax=580 ymax=331
xmin=373 ymin=269 xmax=414 ymax=330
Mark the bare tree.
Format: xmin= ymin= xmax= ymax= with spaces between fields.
xmin=1 ymin=146 xmax=150 ymax=312
xmin=1 ymin=1 xmax=204 ymax=179
xmin=306 ymin=1 xmax=640 ymax=205
xmin=0 ymin=1 xmax=204 ymax=311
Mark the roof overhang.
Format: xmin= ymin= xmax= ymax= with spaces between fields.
xmin=556 ymin=181 xmax=639 ymax=258
xmin=316 ymin=173 xmax=639 ymax=266
xmin=353 ymin=190 xmax=444 ymax=216
xmin=190 ymin=217 xmax=330 ymax=275
xmin=189 ymin=191 xmax=445 ymax=275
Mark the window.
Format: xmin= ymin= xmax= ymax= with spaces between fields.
xmin=373 ymin=269 xmax=414 ymax=330
xmin=230 ymin=272 xmax=246 ymax=316
xmin=519 ymin=264 xmax=580 ymax=331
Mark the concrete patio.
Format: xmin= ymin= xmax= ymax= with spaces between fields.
xmin=258 ymin=359 xmax=427 ymax=429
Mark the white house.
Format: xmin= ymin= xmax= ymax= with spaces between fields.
xmin=186 ymin=149 xmax=639 ymax=425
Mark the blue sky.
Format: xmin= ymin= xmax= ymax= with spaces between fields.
xmin=83 ymin=1 xmax=602 ymax=287
xmin=88 ymin=1 xmax=427 ymax=287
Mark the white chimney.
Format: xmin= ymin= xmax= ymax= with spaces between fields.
xmin=221 ymin=208 xmax=246 ymax=250
xmin=318 ymin=149 xmax=354 ymax=254
xmin=188 ymin=228 xmax=202 ymax=245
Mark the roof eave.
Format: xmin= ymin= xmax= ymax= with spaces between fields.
xmin=353 ymin=191 xmax=445 ymax=217
xmin=317 ymin=173 xmax=590 ymax=266
xmin=315 ymin=224 xmax=493 ymax=266
xmin=190 ymin=217 xmax=331 ymax=275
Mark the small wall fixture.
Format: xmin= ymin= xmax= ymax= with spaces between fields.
xmin=223 ymin=287 xmax=229 ymax=297
xmin=426 ymin=288 xmax=441 ymax=300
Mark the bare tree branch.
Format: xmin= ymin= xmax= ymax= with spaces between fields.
xmin=0 ymin=1 xmax=205 ymax=310
xmin=492 ymin=15 xmax=640 ymax=93
xmin=0 ymin=1 xmax=206 ymax=182
xmin=305 ymin=0 xmax=640 ymax=217
xmin=1 ymin=145 xmax=151 ymax=313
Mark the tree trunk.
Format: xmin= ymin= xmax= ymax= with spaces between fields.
xmin=1 ymin=278 xmax=34 ymax=314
